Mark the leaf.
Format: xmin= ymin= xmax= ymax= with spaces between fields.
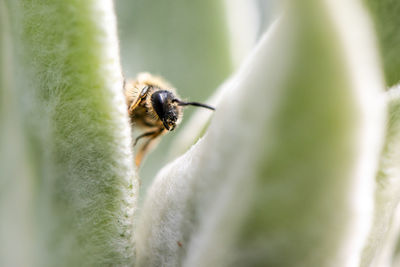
xmin=135 ymin=1 xmax=386 ymax=266
xmin=2 ymin=0 xmax=137 ymax=266
xmin=364 ymin=0 xmax=400 ymax=87
xmin=362 ymin=86 xmax=400 ymax=267
xmin=0 ymin=2 xmax=36 ymax=266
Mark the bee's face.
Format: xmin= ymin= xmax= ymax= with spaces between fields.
xmin=125 ymin=72 xmax=215 ymax=166
xmin=151 ymin=90 xmax=181 ymax=131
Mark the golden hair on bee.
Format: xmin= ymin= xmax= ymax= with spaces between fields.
xmin=124 ymin=72 xmax=215 ymax=167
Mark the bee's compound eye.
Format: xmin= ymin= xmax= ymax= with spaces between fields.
xmin=151 ymin=91 xmax=167 ymax=117
xmin=151 ymin=90 xmax=175 ymax=122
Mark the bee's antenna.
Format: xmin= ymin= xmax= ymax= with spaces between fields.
xmin=173 ymin=99 xmax=215 ymax=111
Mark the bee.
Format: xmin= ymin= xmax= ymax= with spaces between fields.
xmin=124 ymin=73 xmax=215 ymax=167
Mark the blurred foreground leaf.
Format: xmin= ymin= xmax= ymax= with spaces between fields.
xmin=362 ymin=87 xmax=400 ymax=267
xmin=2 ymin=0 xmax=137 ymax=266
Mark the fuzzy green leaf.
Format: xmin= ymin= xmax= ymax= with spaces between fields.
xmin=2 ymin=0 xmax=137 ymax=266
xmin=362 ymin=87 xmax=400 ymax=267
xmin=135 ymin=1 xmax=385 ymax=266
xmin=0 ymin=2 xmax=36 ymax=266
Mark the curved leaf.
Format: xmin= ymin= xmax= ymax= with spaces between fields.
xmin=3 ymin=0 xmax=137 ymax=266
xmin=135 ymin=1 xmax=385 ymax=266
xmin=362 ymin=87 xmax=400 ymax=267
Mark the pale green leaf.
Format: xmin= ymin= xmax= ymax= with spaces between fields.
xmin=135 ymin=1 xmax=386 ymax=266
xmin=362 ymin=86 xmax=400 ymax=267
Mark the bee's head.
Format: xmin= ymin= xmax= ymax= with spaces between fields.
xmin=151 ymin=89 xmax=216 ymax=131
xmin=151 ymin=90 xmax=181 ymax=131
